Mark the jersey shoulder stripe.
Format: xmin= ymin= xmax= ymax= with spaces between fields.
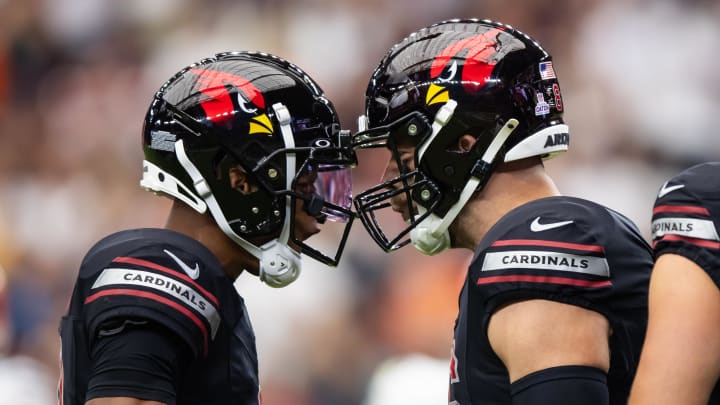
xmin=491 ymin=239 xmax=605 ymax=253
xmin=469 ymin=198 xmax=649 ymax=331
xmin=477 ymin=275 xmax=612 ymax=288
xmin=651 ymin=215 xmax=719 ymax=242
xmin=653 ymin=234 xmax=720 ymax=250
xmin=653 ymin=205 xmax=710 ymax=216
xmin=652 ymin=164 xmax=720 ymax=272
xmin=85 ymin=287 xmax=210 ymax=355
xmin=85 ymin=256 xmax=222 ymax=356
xmin=485 ymin=239 xmax=609 ymax=276
xmin=112 ymin=256 xmax=219 ymax=306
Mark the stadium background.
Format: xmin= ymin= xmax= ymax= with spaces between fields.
xmin=0 ymin=0 xmax=718 ymax=403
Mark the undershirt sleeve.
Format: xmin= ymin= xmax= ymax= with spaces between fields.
xmin=510 ymin=365 xmax=608 ymax=405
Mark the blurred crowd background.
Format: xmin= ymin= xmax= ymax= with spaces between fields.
xmin=0 ymin=0 xmax=718 ymax=403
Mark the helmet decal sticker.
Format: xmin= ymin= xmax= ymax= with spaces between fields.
xmin=538 ymin=61 xmax=556 ymax=80
xmin=552 ymin=83 xmax=563 ymax=112
xmin=534 ymin=93 xmax=550 ymax=116
xmin=149 ymin=130 xmax=176 ymax=152
xmin=189 ymin=68 xmax=273 ymax=135
xmin=427 ymin=27 xmax=505 ymax=105
xmin=437 ymin=60 xmax=458 ymax=83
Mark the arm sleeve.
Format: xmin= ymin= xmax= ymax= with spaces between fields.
xmin=85 ymin=319 xmax=193 ymax=404
xmin=510 ymin=365 xmax=608 ymax=405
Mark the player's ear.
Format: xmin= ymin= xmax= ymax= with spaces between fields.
xmin=228 ymin=166 xmax=258 ymax=194
xmin=458 ymin=134 xmax=476 ymax=153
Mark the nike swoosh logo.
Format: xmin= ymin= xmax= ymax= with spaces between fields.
xmin=530 ymin=217 xmax=574 ymax=232
xmin=657 ymin=182 xmax=685 ymax=198
xmin=164 ymin=249 xmax=200 ymax=280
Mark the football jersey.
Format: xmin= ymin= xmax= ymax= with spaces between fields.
xmin=652 ymin=162 xmax=720 ymax=284
xmin=59 ymin=228 xmax=259 ymax=405
xmin=651 ymin=162 xmax=720 ymax=403
xmin=449 ymin=196 xmax=652 ymax=405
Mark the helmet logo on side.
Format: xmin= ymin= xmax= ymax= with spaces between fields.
xmin=426 ymin=28 xmax=504 ymax=106
xmin=189 ymin=68 xmax=274 ymax=135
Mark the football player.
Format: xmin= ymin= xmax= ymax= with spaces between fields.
xmin=629 ymin=162 xmax=720 ymax=405
xmin=59 ymin=52 xmax=356 ymax=405
xmin=352 ymin=19 xmax=652 ymax=405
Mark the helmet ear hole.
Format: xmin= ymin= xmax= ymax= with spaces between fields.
xmin=458 ymin=135 xmax=475 ymax=153
xmin=228 ymin=167 xmax=258 ymax=195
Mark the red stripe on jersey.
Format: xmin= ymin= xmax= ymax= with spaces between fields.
xmin=113 ymin=256 xmax=219 ymax=306
xmin=477 ymin=275 xmax=612 ymax=288
xmin=492 ymin=239 xmax=605 ymax=253
xmin=85 ymin=288 xmax=209 ymax=355
xmin=653 ymin=205 xmax=710 ymax=216
xmin=654 ymin=234 xmax=720 ymax=250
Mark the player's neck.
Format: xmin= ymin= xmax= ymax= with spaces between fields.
xmin=164 ymin=201 xmax=259 ymax=280
xmin=452 ymin=159 xmax=560 ymax=249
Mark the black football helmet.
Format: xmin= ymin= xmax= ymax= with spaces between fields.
xmin=353 ymin=19 xmax=568 ymax=254
xmin=141 ymin=51 xmax=356 ymax=287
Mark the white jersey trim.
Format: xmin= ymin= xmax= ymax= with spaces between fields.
xmin=652 ymin=218 xmax=719 ymax=241
xmin=92 ymin=268 xmax=220 ymax=336
xmin=481 ymin=250 xmax=610 ymax=277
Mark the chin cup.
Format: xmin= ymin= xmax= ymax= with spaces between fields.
xmin=409 ymin=212 xmax=451 ymax=256
xmin=258 ymin=241 xmax=301 ymax=288
xmin=410 ymin=225 xmax=451 ymax=256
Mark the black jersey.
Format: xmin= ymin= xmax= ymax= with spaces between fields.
xmin=448 ymin=196 xmax=652 ymax=405
xmin=59 ymin=228 xmax=259 ymax=405
xmin=652 ymin=162 xmax=720 ymax=284
xmin=651 ymin=162 xmax=720 ymax=403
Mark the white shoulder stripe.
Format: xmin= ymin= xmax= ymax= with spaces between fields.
xmin=92 ymin=268 xmax=220 ymax=337
xmin=651 ymin=218 xmax=719 ymax=241
xmin=482 ymin=250 xmax=609 ymax=277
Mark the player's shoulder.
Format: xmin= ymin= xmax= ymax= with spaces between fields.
xmin=657 ymin=162 xmax=720 ymax=202
xmin=475 ymin=196 xmax=650 ymax=279
xmin=652 ymin=162 xmax=720 ymax=260
xmin=469 ymin=197 xmax=626 ymax=310
xmin=653 ymin=162 xmax=720 ymax=213
xmin=483 ymin=196 xmax=628 ymax=248
xmin=77 ymin=228 xmax=228 ymax=358
xmin=79 ymin=228 xmax=222 ymax=280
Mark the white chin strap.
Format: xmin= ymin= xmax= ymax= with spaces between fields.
xmin=174 ymin=102 xmax=301 ymax=288
xmin=410 ymin=99 xmax=518 ymax=255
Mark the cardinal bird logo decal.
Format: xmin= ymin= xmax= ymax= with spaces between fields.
xmin=189 ymin=68 xmax=273 ymax=135
xmin=426 ymin=28 xmax=504 ymax=106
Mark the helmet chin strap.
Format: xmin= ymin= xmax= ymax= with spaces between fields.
xmin=174 ymin=102 xmax=302 ymax=288
xmin=410 ymin=101 xmax=518 ymax=255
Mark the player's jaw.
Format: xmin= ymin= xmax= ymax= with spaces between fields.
xmin=382 ymin=162 xmax=416 ymax=222
xmin=390 ymin=194 xmax=414 ymax=222
xmin=293 ymin=202 xmax=322 ymax=242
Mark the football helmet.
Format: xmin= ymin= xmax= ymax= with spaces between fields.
xmin=141 ymin=51 xmax=356 ymax=287
xmin=353 ymin=19 xmax=568 ymax=254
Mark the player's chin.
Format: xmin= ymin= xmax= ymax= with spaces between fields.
xmin=294 ymin=221 xmax=321 ymax=242
xmin=394 ymin=207 xmax=413 ymax=222
xmin=303 ymin=225 xmax=321 ymax=240
xmin=390 ymin=199 xmax=413 ymax=222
